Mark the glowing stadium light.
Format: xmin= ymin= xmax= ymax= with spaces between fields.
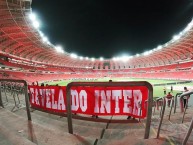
xmin=79 ymin=56 xmax=83 ymax=60
xmin=70 ymin=53 xmax=78 ymax=58
xmin=39 ymin=31 xmax=44 ymax=37
xmin=29 ymin=13 xmax=36 ymax=21
xmin=120 ymin=56 xmax=129 ymax=62
xmin=100 ymin=57 xmax=104 ymax=61
xmin=143 ymin=51 xmax=150 ymax=56
xmin=157 ymin=45 xmax=162 ymax=50
xmin=149 ymin=50 xmax=153 ymax=54
xmin=91 ymin=58 xmax=95 ymax=61
xmin=33 ymin=20 xmax=40 ymax=28
xmin=184 ymin=20 xmax=193 ymax=32
xmin=85 ymin=57 xmax=89 ymax=60
xmin=47 ymin=41 xmax=51 ymax=45
xmin=55 ymin=46 xmax=64 ymax=53
xmin=173 ymin=35 xmax=181 ymax=41
xmin=112 ymin=57 xmax=117 ymax=61
xmin=164 ymin=43 xmax=168 ymax=47
xmin=42 ymin=36 xmax=48 ymax=42
xmin=136 ymin=54 xmax=140 ymax=57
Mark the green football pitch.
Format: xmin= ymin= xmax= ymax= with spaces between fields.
xmin=47 ymin=78 xmax=192 ymax=98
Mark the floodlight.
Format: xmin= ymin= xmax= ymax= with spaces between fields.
xmin=79 ymin=56 xmax=83 ymax=60
xmin=143 ymin=51 xmax=150 ymax=56
xmin=39 ymin=31 xmax=44 ymax=37
xmin=91 ymin=58 xmax=95 ymax=61
xmin=29 ymin=13 xmax=36 ymax=21
xmin=112 ymin=57 xmax=117 ymax=61
xmin=42 ymin=36 xmax=48 ymax=42
xmin=70 ymin=53 xmax=78 ymax=58
xmin=85 ymin=57 xmax=89 ymax=60
xmin=173 ymin=35 xmax=180 ymax=41
xmin=157 ymin=45 xmax=162 ymax=50
xmin=33 ymin=21 xmax=40 ymax=28
xmin=55 ymin=46 xmax=64 ymax=53
xmin=121 ymin=56 xmax=129 ymax=62
xmin=100 ymin=57 xmax=104 ymax=61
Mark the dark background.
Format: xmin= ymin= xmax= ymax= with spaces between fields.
xmin=32 ymin=0 xmax=193 ymax=58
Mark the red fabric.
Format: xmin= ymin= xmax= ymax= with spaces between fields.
xmin=28 ymin=85 xmax=149 ymax=118
xmin=166 ymin=94 xmax=172 ymax=99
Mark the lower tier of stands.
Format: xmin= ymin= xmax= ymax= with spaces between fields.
xmin=0 ymin=70 xmax=193 ymax=84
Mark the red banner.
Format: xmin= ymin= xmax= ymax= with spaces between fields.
xmin=28 ymin=85 xmax=148 ymax=118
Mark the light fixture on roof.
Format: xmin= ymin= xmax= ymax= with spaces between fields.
xmin=100 ymin=57 xmax=104 ymax=61
xmin=157 ymin=45 xmax=162 ymax=50
xmin=55 ymin=46 xmax=64 ymax=53
xmin=79 ymin=56 xmax=83 ymax=60
xmin=120 ymin=56 xmax=129 ymax=62
xmin=39 ymin=31 xmax=44 ymax=37
xmin=112 ymin=57 xmax=117 ymax=61
xmin=172 ymin=35 xmax=181 ymax=41
xmin=91 ymin=58 xmax=95 ymax=61
xmin=85 ymin=57 xmax=89 ymax=60
xmin=184 ymin=20 xmax=193 ymax=32
xmin=143 ymin=51 xmax=150 ymax=56
xmin=42 ymin=36 xmax=48 ymax=43
xmin=29 ymin=13 xmax=36 ymax=21
xmin=70 ymin=53 xmax=78 ymax=58
xmin=33 ymin=21 xmax=40 ymax=28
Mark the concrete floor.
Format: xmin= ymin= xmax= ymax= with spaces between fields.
xmin=0 ymin=91 xmax=193 ymax=145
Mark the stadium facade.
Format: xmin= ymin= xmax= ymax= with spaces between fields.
xmin=0 ymin=0 xmax=193 ymax=83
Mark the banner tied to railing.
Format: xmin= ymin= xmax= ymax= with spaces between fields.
xmin=28 ymin=85 xmax=148 ymax=118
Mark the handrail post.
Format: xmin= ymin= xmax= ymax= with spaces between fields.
xmin=182 ymin=101 xmax=188 ymax=123
xmin=0 ymin=83 xmax=4 ymax=108
xmin=66 ymin=81 xmax=153 ymax=138
xmin=157 ymin=97 xmax=166 ymax=138
xmin=174 ymin=93 xmax=182 ymax=114
xmin=168 ymin=96 xmax=174 ymax=120
xmin=168 ymin=97 xmax=174 ymax=120
xmin=24 ymin=84 xmax=31 ymax=121
xmin=66 ymin=85 xmax=73 ymax=134
xmin=182 ymin=117 xmax=193 ymax=145
xmin=0 ymin=79 xmax=31 ymax=120
xmin=144 ymin=87 xmax=153 ymax=139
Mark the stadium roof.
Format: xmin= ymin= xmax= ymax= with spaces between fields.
xmin=0 ymin=0 xmax=193 ymax=69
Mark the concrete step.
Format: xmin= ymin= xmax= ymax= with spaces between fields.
xmin=14 ymin=109 xmax=104 ymax=139
xmin=0 ymin=109 xmax=95 ymax=145
xmin=102 ymin=127 xmax=156 ymax=140
xmin=107 ymin=122 xmax=145 ymax=130
xmin=168 ymin=132 xmax=193 ymax=145
xmin=96 ymin=137 xmax=175 ymax=145
xmin=31 ymin=109 xmax=107 ymax=129
xmin=0 ymin=123 xmax=36 ymax=145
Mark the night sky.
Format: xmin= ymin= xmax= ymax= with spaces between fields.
xmin=32 ymin=0 xmax=193 ymax=58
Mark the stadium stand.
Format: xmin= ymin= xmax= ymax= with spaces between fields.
xmin=1 ymin=0 xmax=193 ymax=145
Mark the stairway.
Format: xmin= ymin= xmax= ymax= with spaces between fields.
xmin=1 ymin=91 xmax=193 ymax=145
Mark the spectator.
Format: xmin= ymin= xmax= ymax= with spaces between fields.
xmin=183 ymin=87 xmax=189 ymax=108
xmin=171 ymin=86 xmax=173 ymax=93
xmin=163 ymin=87 xmax=166 ymax=95
xmin=166 ymin=92 xmax=173 ymax=107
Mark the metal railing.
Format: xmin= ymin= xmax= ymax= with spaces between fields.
xmin=168 ymin=96 xmax=174 ymax=120
xmin=181 ymin=90 xmax=193 ymax=145
xmin=173 ymin=92 xmax=182 ymax=114
xmin=156 ymin=97 xmax=166 ymax=138
xmin=0 ymin=79 xmax=31 ymax=121
xmin=155 ymin=97 xmax=164 ymax=118
xmin=66 ymin=81 xmax=153 ymax=139
xmin=180 ymin=91 xmax=193 ymax=123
